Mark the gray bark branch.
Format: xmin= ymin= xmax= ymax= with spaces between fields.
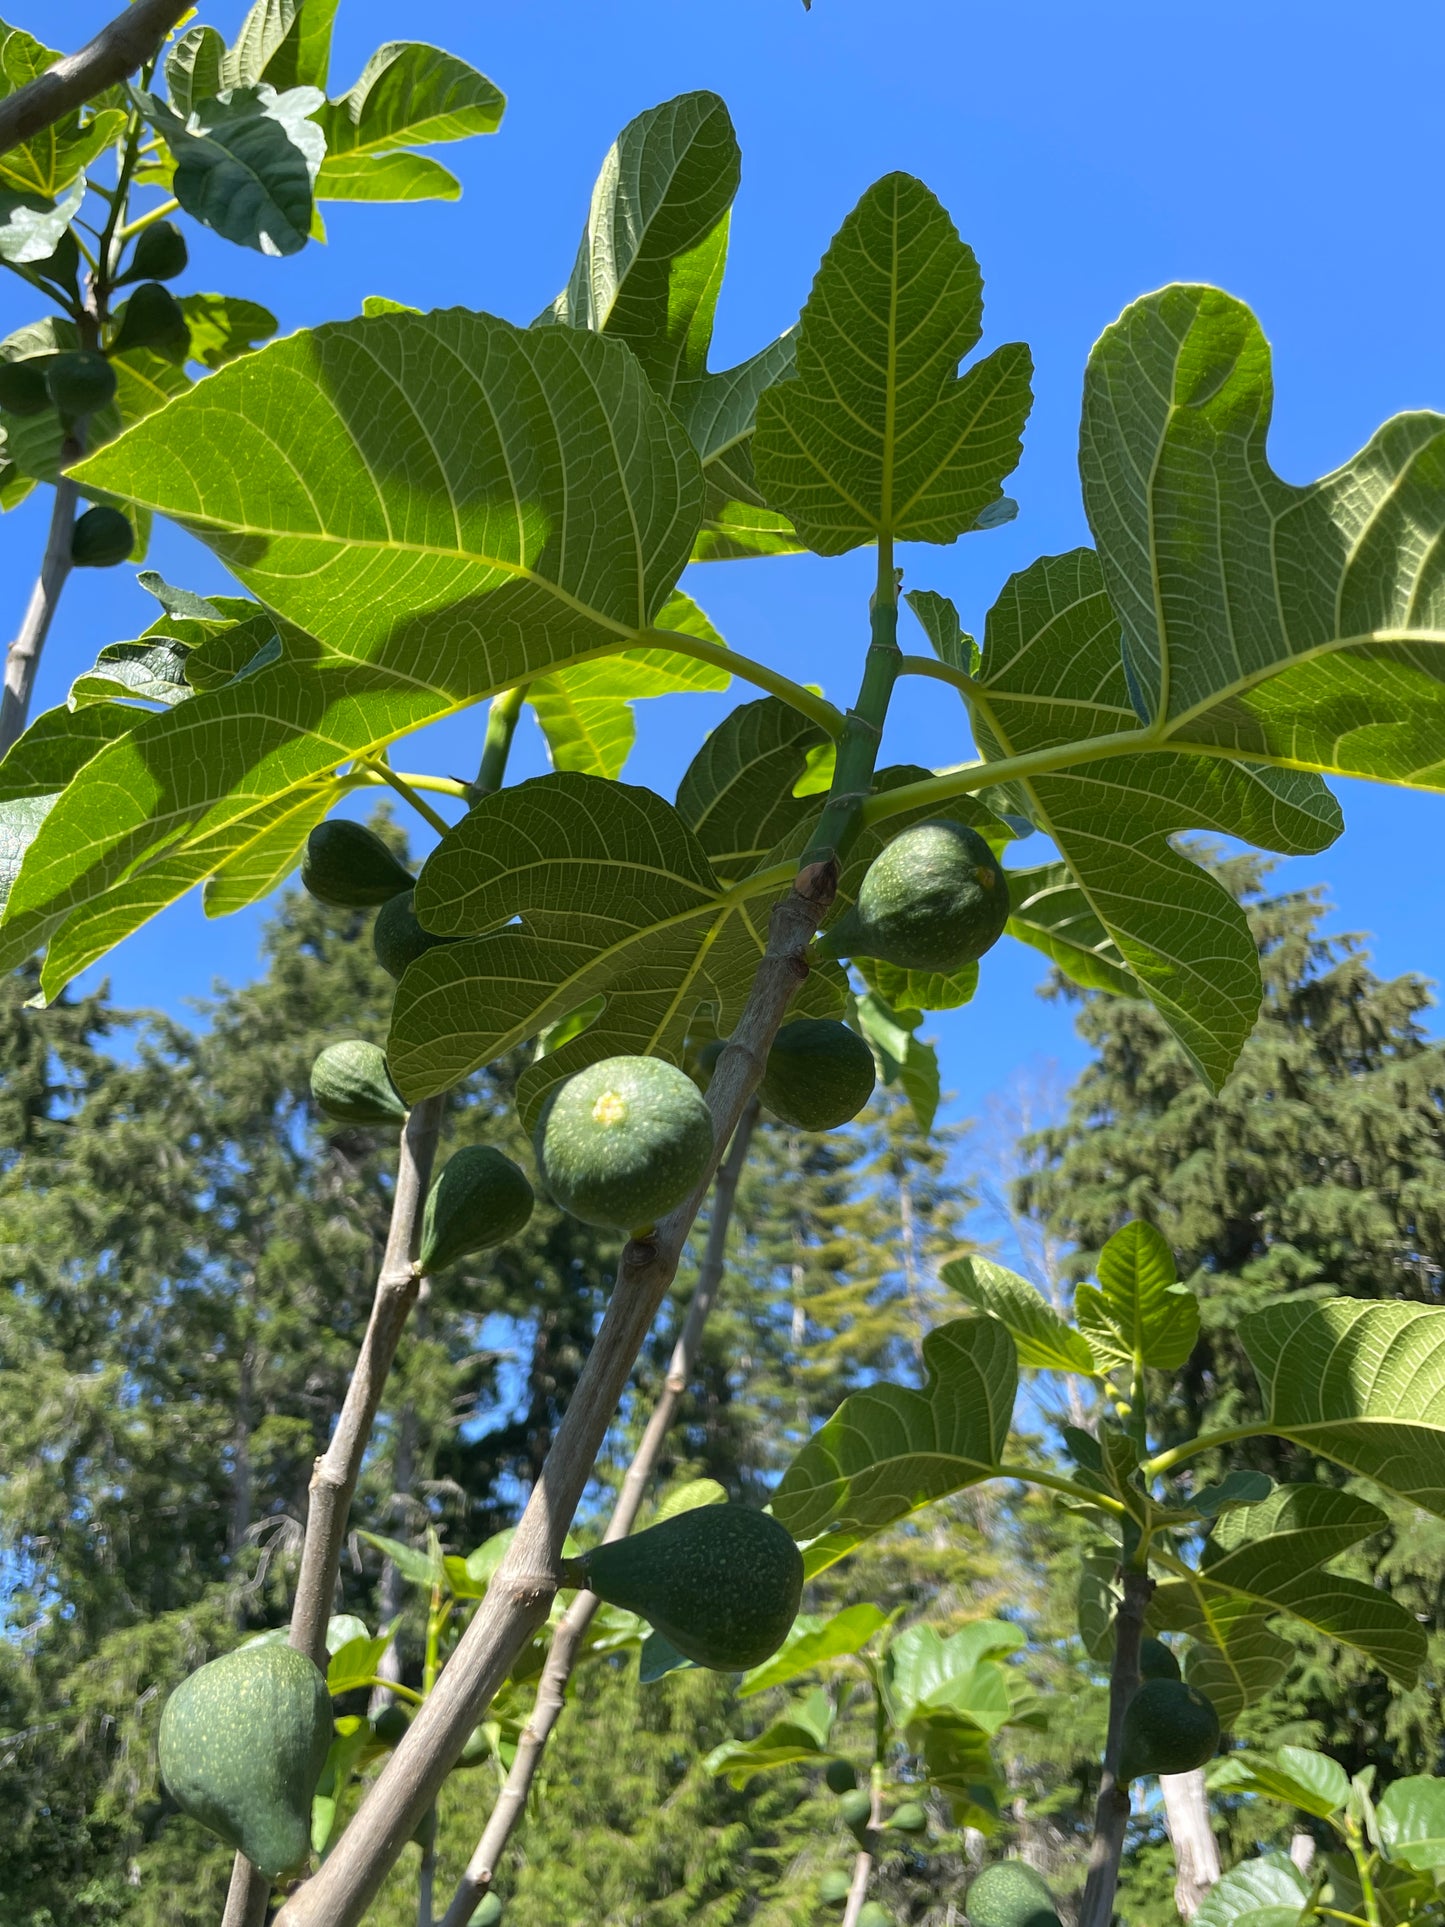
xmin=437 ymin=1099 xmax=760 ymax=1927
xmin=0 ymin=0 xmax=191 ymax=158
xmin=1160 ymin=1766 xmax=1220 ymax=1918
xmin=273 ymin=862 xmax=835 ymax=1927
xmin=1078 ymin=1563 xmax=1153 ymax=1927
xmin=0 ymin=475 xmax=77 ymax=761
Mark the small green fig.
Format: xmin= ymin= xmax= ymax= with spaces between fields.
xmin=0 ymin=356 xmax=53 ymax=415
xmin=824 ymin=1757 xmax=857 ymax=1795
xmin=374 ymin=888 xmax=452 ymax=979
xmin=418 ymin=1146 xmax=535 ymax=1273
xmin=1118 ymin=1679 xmax=1220 ymax=1782
xmin=110 ymin=281 xmax=189 ymax=362
xmin=310 ymin=1040 xmax=408 ymax=1128
xmin=45 ymin=349 xmax=116 ymax=419
xmin=70 ymin=506 xmax=134 ymax=567
xmin=118 ymin=219 xmax=188 ymax=284
xmin=302 ymin=820 xmax=414 ymax=908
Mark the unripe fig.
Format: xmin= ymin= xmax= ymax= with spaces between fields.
xmin=1118 ymin=1678 xmax=1220 ymax=1783
xmin=888 ymin=1800 xmax=928 ymax=1833
xmin=825 ymin=1757 xmax=857 ymax=1795
xmin=819 ymin=819 xmax=1009 ymax=971
xmin=301 ymin=819 xmax=414 ymax=908
xmin=858 ymin=1907 xmax=890 ymax=1927
xmin=966 ymin=1862 xmax=1062 ymax=1927
xmin=45 ymin=349 xmax=116 ymax=420
xmin=374 ymin=887 xmax=451 ymax=979
xmin=118 ymin=219 xmax=188 ymax=284
xmin=469 ymin=1897 xmax=503 ymax=1926
xmin=839 ymin=1787 xmax=873 ymax=1840
xmin=818 ymin=1868 xmax=852 ymax=1905
xmin=111 ymin=281 xmax=189 ymax=362
xmin=370 ymin=1703 xmax=409 ymax=1746
xmin=418 ymin=1145 xmax=535 ymax=1274
xmin=1139 ymin=1635 xmax=1181 ymax=1682
xmin=70 ymin=506 xmax=134 ymax=567
xmin=310 ymin=1040 xmax=408 ymax=1127
xmin=535 ymin=1055 xmax=714 ymax=1233
xmin=759 ymin=1018 xmax=875 ymax=1131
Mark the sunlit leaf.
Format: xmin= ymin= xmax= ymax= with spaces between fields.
xmin=942 ymin=1256 xmax=1097 ymax=1376
xmin=1074 ymin=1220 xmax=1198 ymax=1372
xmin=1004 ymin=861 xmax=1138 ymax=997
xmin=703 ymin=1688 xmax=834 ymax=1785
xmin=0 ymin=20 xmax=125 ymax=196
xmin=315 ymin=42 xmax=503 ymax=203
xmin=739 ymin=1604 xmax=888 ymax=1697
xmin=140 ymin=84 xmax=326 ymax=257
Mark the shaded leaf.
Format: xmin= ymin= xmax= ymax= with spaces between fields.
xmin=703 ymin=1688 xmax=833 ymax=1784
xmin=753 ymin=171 xmax=1031 ymax=553
xmin=1377 ymin=1774 xmax=1445 ymax=1872
xmin=178 ymin=292 xmax=278 ymax=368
xmin=673 ymin=695 xmax=825 ymax=880
xmin=853 ymin=989 xmax=940 ymax=1133
xmin=166 ymin=24 xmax=226 ymax=116
xmin=1210 ymin=1745 xmax=1349 ymax=1823
xmin=886 ymin=1620 xmax=1023 ymax=1731
xmin=1004 ymin=860 xmax=1139 ymax=997
xmin=942 ymin=1255 xmax=1097 ymax=1376
xmin=905 ymin=588 xmax=978 ymax=674
xmin=311 ymin=1717 xmax=368 ymax=1856
xmin=141 ymin=84 xmax=325 ymax=257
xmin=1075 ymin=1220 xmax=1198 ymax=1372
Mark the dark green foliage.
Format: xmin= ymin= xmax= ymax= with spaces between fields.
xmin=0 ymin=355 xmax=53 ymax=414
xmin=820 ymin=819 xmax=1009 ymax=970
xmin=418 ymin=1145 xmax=535 ymax=1274
xmin=374 ymin=887 xmax=450 ymax=978
xmin=825 ymin=1756 xmax=858 ymax=1794
xmin=302 ymin=820 xmax=415 ymax=908
xmin=111 ymin=282 xmax=190 ymax=362
xmin=1117 ymin=1679 xmax=1220 ymax=1782
xmin=119 ymin=220 xmax=188 ymax=284
xmin=536 ymin=1054 xmax=715 ymax=1231
xmin=157 ymin=1643 xmax=332 ymax=1877
xmin=1138 ymin=1636 xmax=1181 ymax=1682
xmin=760 ymin=1018 xmax=876 ymax=1130
xmin=69 ymin=506 xmax=134 ymax=567
xmin=966 ymin=1861 xmax=1062 ymax=1927
xmin=574 ymin=1505 xmax=803 ymax=1670
xmin=310 ymin=1039 xmax=408 ymax=1127
xmin=44 ymin=349 xmax=116 ymax=419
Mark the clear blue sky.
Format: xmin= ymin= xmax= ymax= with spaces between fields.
xmin=6 ymin=0 xmax=1443 ymax=1122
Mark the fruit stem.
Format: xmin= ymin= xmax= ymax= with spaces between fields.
xmin=471 ymin=682 xmax=528 ymax=800
xmin=357 ymin=758 xmax=451 ymax=838
xmin=800 ymin=536 xmax=900 ymax=867
xmin=437 ymin=1100 xmax=762 ymax=1927
xmin=1078 ymin=1559 xmax=1154 ymax=1927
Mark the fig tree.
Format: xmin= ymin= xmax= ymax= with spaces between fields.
xmin=759 ymin=1018 xmax=875 ymax=1130
xmin=888 ymin=1800 xmax=928 ymax=1833
xmin=818 ymin=1868 xmax=852 ymax=1905
xmin=469 ymin=1897 xmax=503 ymax=1927
xmin=1118 ymin=1678 xmax=1220 ymax=1782
xmin=70 ymin=506 xmax=134 ymax=568
xmin=839 ymin=1787 xmax=873 ymax=1839
xmin=819 ymin=819 xmax=1009 ymax=971
xmin=966 ymin=1862 xmax=1062 ymax=1927
xmin=310 ymin=1040 xmax=408 ymax=1127
xmin=418 ymin=1145 xmax=535 ymax=1273
xmin=157 ymin=1642 xmax=332 ymax=1879
xmin=370 ymin=1703 xmax=409 ymax=1746
xmin=301 ymin=819 xmax=414 ymax=908
xmin=857 ymin=1907 xmax=890 ymax=1927
xmin=535 ymin=1054 xmax=714 ymax=1232
xmin=566 ymin=1503 xmax=802 ymax=1671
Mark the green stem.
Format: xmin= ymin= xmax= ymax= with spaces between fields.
xmin=361 ymin=1677 xmax=423 ymax=1706
xmin=94 ymin=104 xmax=146 ymax=301
xmin=802 ymin=538 xmax=900 ymax=865
xmin=642 ymin=627 xmax=845 ymax=739
xmin=115 ymin=195 xmax=179 ymax=240
xmin=359 ymin=760 xmax=452 ymax=838
xmin=346 ymin=768 xmax=471 ymax=802
xmin=855 ymin=721 xmax=1158 ymax=829
xmin=1140 ymin=1423 xmax=1274 ymax=1482
xmin=897 ymin=653 xmax=977 ymax=697
xmin=472 ymin=682 xmax=527 ymax=799
xmin=1352 ymin=1842 xmax=1382 ymax=1927
xmin=995 ymin=1462 xmax=1127 ymax=1518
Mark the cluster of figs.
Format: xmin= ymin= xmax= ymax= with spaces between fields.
xmin=0 ymin=220 xmax=193 ymax=568
xmin=154 ymin=812 xmax=1014 ymax=1880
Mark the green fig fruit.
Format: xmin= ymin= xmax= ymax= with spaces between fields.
xmin=838 ymin=1787 xmax=873 ymax=1839
xmin=857 ymin=1906 xmax=891 ymax=1927
xmin=966 ymin=1861 xmax=1062 ymax=1927
xmin=1118 ymin=1678 xmax=1220 ymax=1782
xmin=374 ymin=888 xmax=452 ymax=979
xmin=45 ymin=349 xmax=116 ymax=420
xmin=455 ymin=1724 xmax=491 ymax=1769
xmin=0 ymin=355 xmax=54 ymax=415
xmin=819 ymin=819 xmax=1009 ymax=971
xmin=310 ymin=1040 xmax=408 ymax=1128
xmin=370 ymin=1703 xmax=410 ymax=1747
xmin=570 ymin=1504 xmax=802 ymax=1672
xmin=535 ymin=1055 xmax=715 ymax=1233
xmin=70 ymin=506 xmax=134 ymax=567
xmin=1139 ymin=1635 xmax=1181 ymax=1682
xmin=825 ymin=1757 xmax=858 ymax=1795
xmin=759 ymin=1018 xmax=875 ymax=1130
xmin=301 ymin=819 xmax=415 ymax=908
xmin=469 ymin=1897 xmax=503 ymax=1927
xmin=888 ymin=1800 xmax=928 ymax=1833
xmin=418 ymin=1146 xmax=535 ymax=1273
xmin=818 ymin=1868 xmax=853 ymax=1905
xmin=158 ymin=1642 xmax=332 ymax=1879
xmin=118 ymin=219 xmax=188 ymax=284
xmin=110 ymin=281 xmax=190 ymax=362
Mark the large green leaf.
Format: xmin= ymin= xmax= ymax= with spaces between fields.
xmin=885 ymin=1620 xmax=1023 ymax=1732
xmin=941 ymin=1256 xmax=1097 ymax=1376
xmin=772 ymin=1318 xmax=1017 ymax=1573
xmin=969 ymin=548 xmax=1341 ymax=1088
xmin=259 ymin=0 xmax=338 ymax=92
xmin=1241 ymin=1299 xmax=1445 ymax=1516
xmin=140 ymin=85 xmax=325 ymax=257
xmin=546 ymin=92 xmax=803 ymax=563
xmin=178 ymin=293 xmax=278 ymax=369
xmin=703 ymin=1688 xmax=834 ymax=1786
xmin=753 ymin=171 xmax=1031 ymax=554
xmin=852 ymin=989 xmax=940 ymax=1132
xmin=386 ymin=769 xmax=842 ymax=1118
xmin=1191 ymin=1856 xmax=1309 ymax=1927
xmin=166 ymin=25 xmax=226 ymax=117
xmin=1082 ymin=285 xmax=1445 ymax=794
xmin=673 ymin=695 xmax=825 ymax=880
xmin=5 ymin=312 xmax=701 ymax=989
xmin=1074 ymin=1220 xmax=1198 ymax=1373
xmin=1377 ymin=1775 xmax=1445 ymax=1872
xmin=314 ymin=42 xmax=504 ymax=203
xmin=1210 ymin=1745 xmax=1350 ymax=1823
xmin=1004 ymin=861 xmax=1138 ymax=997
xmin=738 ymin=1604 xmax=888 ymax=1697
xmin=0 ymin=21 xmax=125 ymax=196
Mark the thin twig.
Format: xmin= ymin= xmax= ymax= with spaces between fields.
xmin=0 ymin=0 xmax=191 ymax=158
xmin=438 ymin=1098 xmax=761 ymax=1927
xmin=1078 ymin=1563 xmax=1153 ymax=1927
xmin=0 ymin=474 xmax=77 ymax=760
xmin=274 ymin=861 xmax=836 ymax=1927
xmin=222 ymin=1097 xmax=448 ymax=1927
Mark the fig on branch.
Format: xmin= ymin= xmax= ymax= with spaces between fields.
xmin=838 ymin=1786 xmax=873 ymax=1840
xmin=374 ymin=887 xmax=453 ymax=979
xmin=118 ymin=219 xmax=188 ymax=284
xmin=888 ymin=1800 xmax=928 ymax=1833
xmin=818 ymin=1869 xmax=853 ymax=1905
xmin=110 ymin=281 xmax=190 ymax=362
xmin=157 ymin=1643 xmax=332 ymax=1879
xmin=1139 ymin=1635 xmax=1181 ymax=1682
xmin=45 ymin=349 xmax=116 ymax=420
xmin=566 ymin=1503 xmax=802 ymax=1671
xmin=825 ymin=1757 xmax=858 ymax=1795
xmin=0 ymin=355 xmax=54 ymax=415
xmin=310 ymin=1040 xmax=408 ymax=1128
xmin=857 ymin=1907 xmax=891 ymax=1927
xmin=759 ymin=1018 xmax=875 ymax=1130
xmin=966 ymin=1862 xmax=1063 ymax=1927
xmin=819 ymin=819 xmax=1009 ymax=971
xmin=469 ymin=1897 xmax=503 ymax=1927
xmin=1118 ymin=1678 xmax=1220 ymax=1782
xmin=302 ymin=819 xmax=415 ymax=908
xmin=535 ymin=1054 xmax=715 ymax=1232
xmin=70 ymin=507 xmax=134 ymax=568
xmin=370 ymin=1703 xmax=410 ymax=1747
xmin=418 ymin=1145 xmax=535 ymax=1273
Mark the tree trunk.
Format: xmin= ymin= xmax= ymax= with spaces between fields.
xmin=1160 ymin=1767 xmax=1220 ymax=1918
